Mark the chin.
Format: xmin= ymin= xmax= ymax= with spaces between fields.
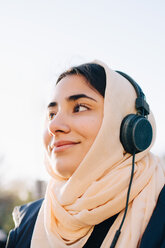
xmin=52 ymin=162 xmax=77 ymax=179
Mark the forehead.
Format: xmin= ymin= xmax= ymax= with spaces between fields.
xmin=51 ymin=75 xmax=98 ymax=100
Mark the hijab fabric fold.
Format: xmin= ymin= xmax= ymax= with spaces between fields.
xmin=31 ymin=60 xmax=165 ymax=248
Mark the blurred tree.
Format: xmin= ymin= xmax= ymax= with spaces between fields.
xmin=0 ymin=153 xmax=35 ymax=234
xmin=0 ymin=185 xmax=34 ymax=234
xmin=0 ymin=153 xmax=46 ymax=247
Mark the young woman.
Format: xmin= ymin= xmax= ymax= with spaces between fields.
xmin=6 ymin=60 xmax=165 ymax=248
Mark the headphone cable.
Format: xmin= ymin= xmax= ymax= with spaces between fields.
xmin=110 ymin=153 xmax=135 ymax=248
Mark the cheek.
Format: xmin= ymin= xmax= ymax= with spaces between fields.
xmin=43 ymin=128 xmax=51 ymax=149
xmin=76 ymin=115 xmax=103 ymax=140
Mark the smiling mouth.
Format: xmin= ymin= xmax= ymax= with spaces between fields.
xmin=51 ymin=141 xmax=81 ymax=153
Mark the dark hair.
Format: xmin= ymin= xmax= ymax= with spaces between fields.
xmin=56 ymin=63 xmax=106 ymax=97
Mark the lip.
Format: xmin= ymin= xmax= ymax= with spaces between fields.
xmin=51 ymin=140 xmax=80 ymax=153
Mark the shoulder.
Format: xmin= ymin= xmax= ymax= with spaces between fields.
xmin=6 ymin=198 xmax=44 ymax=248
xmin=140 ymin=185 xmax=165 ymax=248
xmin=13 ymin=198 xmax=44 ymax=227
xmin=157 ymin=184 xmax=165 ymax=206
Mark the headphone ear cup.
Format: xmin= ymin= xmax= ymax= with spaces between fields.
xmin=120 ymin=114 xmax=153 ymax=154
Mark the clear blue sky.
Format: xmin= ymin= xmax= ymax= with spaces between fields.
xmin=0 ymin=0 xmax=165 ymax=183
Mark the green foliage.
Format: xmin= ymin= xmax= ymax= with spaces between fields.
xmin=0 ymin=189 xmax=34 ymax=234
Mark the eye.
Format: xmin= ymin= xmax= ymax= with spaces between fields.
xmin=48 ymin=112 xmax=56 ymax=120
xmin=74 ymin=104 xmax=89 ymax=113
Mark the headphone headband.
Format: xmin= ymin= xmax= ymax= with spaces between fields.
xmin=116 ymin=71 xmax=150 ymax=116
xmin=115 ymin=70 xmax=153 ymax=155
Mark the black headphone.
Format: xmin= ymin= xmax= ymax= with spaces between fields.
xmin=109 ymin=71 xmax=153 ymax=248
xmin=116 ymin=71 xmax=153 ymax=155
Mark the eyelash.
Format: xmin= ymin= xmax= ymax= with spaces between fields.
xmin=48 ymin=112 xmax=56 ymax=121
xmin=73 ymin=103 xmax=90 ymax=113
xmin=48 ymin=104 xmax=90 ymax=120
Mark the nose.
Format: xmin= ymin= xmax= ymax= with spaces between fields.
xmin=48 ymin=112 xmax=71 ymax=136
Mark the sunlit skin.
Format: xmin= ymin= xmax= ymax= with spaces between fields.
xmin=43 ymin=75 xmax=104 ymax=178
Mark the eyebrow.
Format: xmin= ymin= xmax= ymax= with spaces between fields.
xmin=68 ymin=94 xmax=97 ymax=102
xmin=47 ymin=94 xmax=97 ymax=108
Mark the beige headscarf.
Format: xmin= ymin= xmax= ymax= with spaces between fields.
xmin=31 ymin=60 xmax=165 ymax=248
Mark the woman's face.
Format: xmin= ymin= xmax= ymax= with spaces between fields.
xmin=43 ymin=74 xmax=104 ymax=178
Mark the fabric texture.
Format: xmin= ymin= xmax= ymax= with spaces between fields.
xmin=6 ymin=185 xmax=165 ymax=247
xmin=31 ymin=60 xmax=165 ymax=248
